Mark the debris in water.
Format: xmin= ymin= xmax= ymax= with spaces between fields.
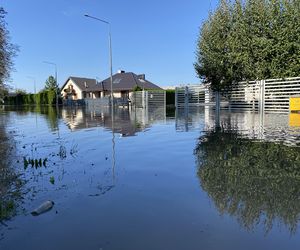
xmin=31 ymin=201 xmax=54 ymax=216
xmin=49 ymin=176 xmax=55 ymax=185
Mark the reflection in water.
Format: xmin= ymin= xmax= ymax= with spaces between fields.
xmin=2 ymin=105 xmax=300 ymax=248
xmin=61 ymin=106 xmax=166 ymax=136
xmin=195 ymin=125 xmax=300 ymax=234
xmin=2 ymin=105 xmax=60 ymax=131
xmin=177 ymin=107 xmax=300 ymax=146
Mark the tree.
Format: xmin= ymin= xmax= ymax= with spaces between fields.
xmin=195 ymin=0 xmax=232 ymax=91
xmin=44 ymin=75 xmax=57 ymax=91
xmin=15 ymin=88 xmax=27 ymax=95
xmin=194 ymin=0 xmax=300 ymax=91
xmin=133 ymin=85 xmax=142 ymax=92
xmin=0 ymin=7 xmax=18 ymax=100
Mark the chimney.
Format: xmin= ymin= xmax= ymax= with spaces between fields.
xmin=138 ymin=74 xmax=145 ymax=80
xmin=84 ymin=81 xmax=88 ymax=88
xmin=117 ymin=70 xmax=125 ymax=74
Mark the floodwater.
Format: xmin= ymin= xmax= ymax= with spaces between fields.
xmin=1 ymin=105 xmax=300 ymax=250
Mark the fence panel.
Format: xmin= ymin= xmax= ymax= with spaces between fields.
xmin=131 ymin=91 xmax=144 ymax=108
xmin=175 ymin=85 xmax=213 ymax=107
xmin=147 ymin=90 xmax=165 ymax=108
xmin=131 ymin=90 xmax=166 ymax=108
xmin=226 ymin=81 xmax=259 ymax=111
xmin=84 ymin=97 xmax=110 ymax=108
xmin=175 ymin=77 xmax=300 ymax=113
xmin=264 ymin=78 xmax=300 ymax=112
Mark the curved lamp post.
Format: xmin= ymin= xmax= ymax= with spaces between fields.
xmin=84 ymin=14 xmax=115 ymax=182
xmin=84 ymin=14 xmax=114 ymax=109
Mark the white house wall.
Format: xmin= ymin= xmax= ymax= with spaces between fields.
xmin=61 ymin=79 xmax=83 ymax=100
xmin=113 ymin=92 xmax=122 ymax=98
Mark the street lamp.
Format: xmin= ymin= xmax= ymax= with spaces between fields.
xmin=27 ymin=76 xmax=36 ymax=104
xmin=43 ymin=61 xmax=58 ymax=107
xmin=84 ymin=14 xmax=114 ymax=108
xmin=85 ymin=14 xmax=115 ymax=182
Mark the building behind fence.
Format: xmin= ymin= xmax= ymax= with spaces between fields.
xmin=175 ymin=77 xmax=300 ymax=113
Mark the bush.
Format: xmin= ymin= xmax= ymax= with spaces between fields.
xmin=4 ymin=90 xmax=60 ymax=106
xmin=166 ymin=89 xmax=175 ymax=105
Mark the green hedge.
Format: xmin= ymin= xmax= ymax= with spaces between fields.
xmin=4 ymin=90 xmax=60 ymax=105
xmin=166 ymin=89 xmax=175 ymax=105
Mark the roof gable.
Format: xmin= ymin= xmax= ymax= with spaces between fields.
xmin=61 ymin=77 xmax=103 ymax=91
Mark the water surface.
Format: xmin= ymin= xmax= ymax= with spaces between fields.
xmin=1 ymin=105 xmax=300 ymax=250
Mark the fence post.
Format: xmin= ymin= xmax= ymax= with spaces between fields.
xmin=215 ymin=91 xmax=220 ymax=128
xmin=259 ymin=80 xmax=265 ymax=114
xmin=175 ymin=87 xmax=178 ymax=108
xmin=205 ymin=88 xmax=210 ymax=104
xmin=142 ymin=90 xmax=145 ymax=108
xmin=252 ymin=84 xmax=255 ymax=111
xmin=146 ymin=90 xmax=148 ymax=108
xmin=184 ymin=86 xmax=189 ymax=109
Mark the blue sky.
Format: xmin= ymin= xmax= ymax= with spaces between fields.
xmin=2 ymin=0 xmax=217 ymax=93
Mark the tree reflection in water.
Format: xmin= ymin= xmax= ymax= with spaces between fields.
xmin=195 ymin=126 xmax=300 ymax=234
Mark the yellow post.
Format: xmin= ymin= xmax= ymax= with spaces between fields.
xmin=289 ymin=113 xmax=300 ymax=127
xmin=290 ymin=96 xmax=300 ymax=112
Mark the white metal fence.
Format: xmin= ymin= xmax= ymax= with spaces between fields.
xmin=85 ymin=97 xmax=110 ymax=108
xmin=264 ymin=78 xmax=300 ymax=112
xmin=175 ymin=77 xmax=300 ymax=113
xmin=175 ymin=84 xmax=213 ymax=107
xmin=131 ymin=90 xmax=166 ymax=109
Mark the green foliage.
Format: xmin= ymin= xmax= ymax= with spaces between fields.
xmin=0 ymin=7 xmax=18 ymax=97
xmin=4 ymin=89 xmax=59 ymax=105
xmin=44 ymin=75 xmax=57 ymax=91
xmin=0 ymin=119 xmax=23 ymax=222
xmin=23 ymin=157 xmax=47 ymax=169
xmin=195 ymin=126 xmax=300 ymax=234
xmin=49 ymin=176 xmax=55 ymax=185
xmin=195 ymin=0 xmax=300 ymax=91
xmin=15 ymin=88 xmax=27 ymax=95
xmin=166 ymin=89 xmax=175 ymax=105
xmin=0 ymin=200 xmax=16 ymax=221
xmin=0 ymin=85 xmax=8 ymax=102
xmin=133 ymin=85 xmax=142 ymax=92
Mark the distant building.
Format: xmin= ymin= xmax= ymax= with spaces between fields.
xmin=161 ymin=86 xmax=176 ymax=90
xmin=60 ymin=70 xmax=162 ymax=101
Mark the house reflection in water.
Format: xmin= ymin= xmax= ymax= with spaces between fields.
xmin=61 ymin=106 xmax=166 ymax=136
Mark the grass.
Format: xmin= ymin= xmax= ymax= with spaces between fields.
xmin=23 ymin=157 xmax=47 ymax=169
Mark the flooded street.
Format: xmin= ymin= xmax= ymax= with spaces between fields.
xmin=1 ymin=105 xmax=300 ymax=250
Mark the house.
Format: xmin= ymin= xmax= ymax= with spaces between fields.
xmin=61 ymin=70 xmax=162 ymax=101
xmin=61 ymin=77 xmax=102 ymax=100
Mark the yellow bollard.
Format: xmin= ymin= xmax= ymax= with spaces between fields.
xmin=290 ymin=96 xmax=300 ymax=112
xmin=289 ymin=113 xmax=300 ymax=127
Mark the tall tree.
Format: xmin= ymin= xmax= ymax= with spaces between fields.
xmin=44 ymin=75 xmax=57 ymax=91
xmin=195 ymin=0 xmax=232 ymax=91
xmin=0 ymin=7 xmax=18 ymax=100
xmin=195 ymin=0 xmax=300 ymax=91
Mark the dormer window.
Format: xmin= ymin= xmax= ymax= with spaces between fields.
xmin=113 ymin=78 xmax=121 ymax=84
